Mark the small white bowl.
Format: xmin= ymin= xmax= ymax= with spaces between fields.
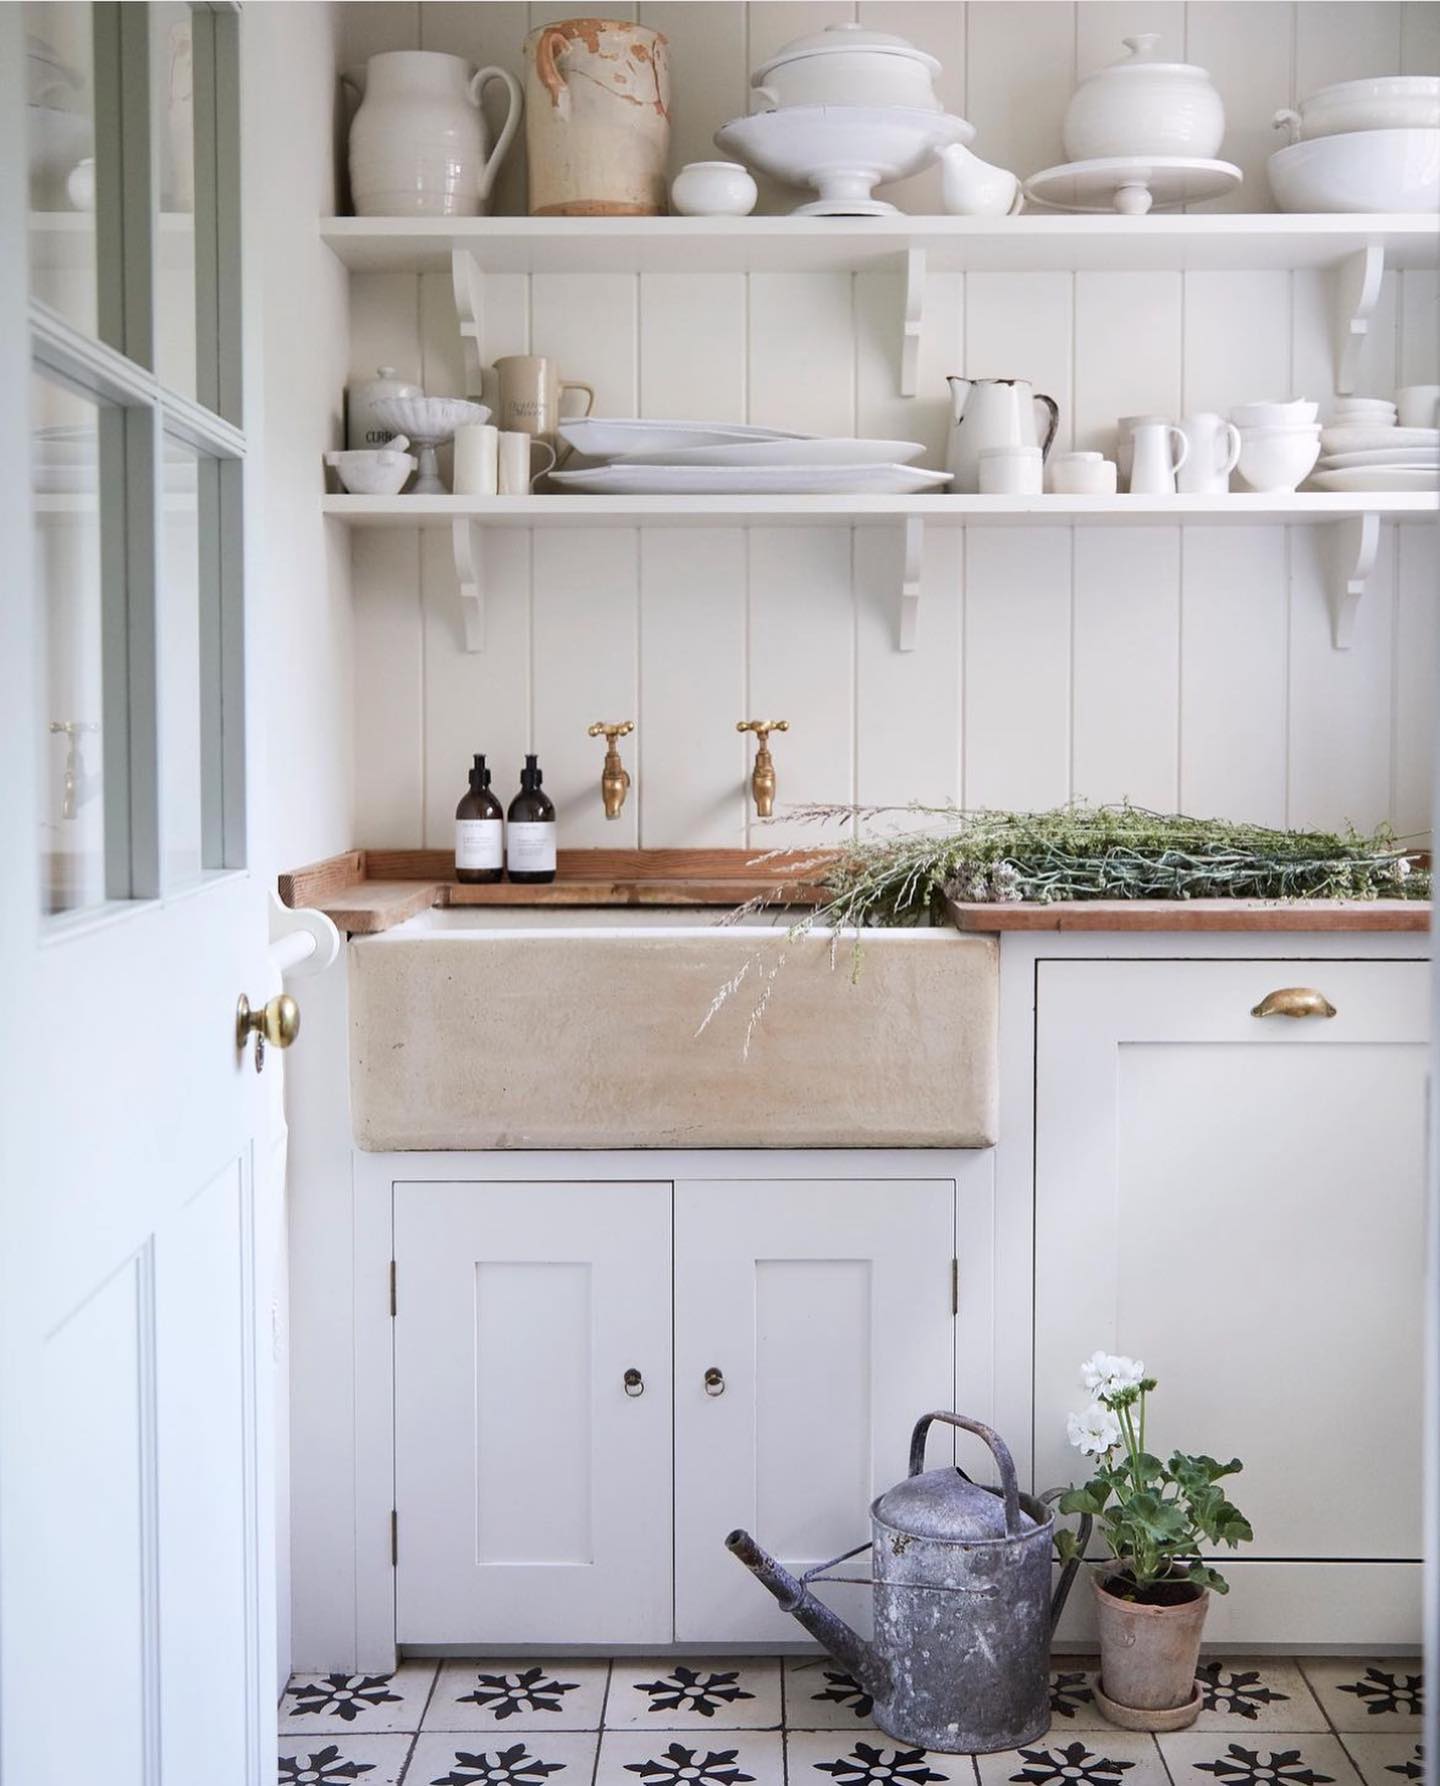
xmin=1236 ymin=428 xmax=1321 ymax=493
xmin=671 ymin=160 xmax=758 ymax=216
xmin=325 ymin=441 xmax=416 ymax=496
xmin=1232 ymin=400 xmax=1318 ymax=428
xmin=1049 ymin=451 xmax=1118 ymax=495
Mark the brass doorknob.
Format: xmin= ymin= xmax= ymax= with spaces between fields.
xmin=236 ymin=993 xmax=300 ymax=1072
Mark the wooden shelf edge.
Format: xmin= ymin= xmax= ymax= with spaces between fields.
xmin=946 ymin=897 xmax=1431 ymax=933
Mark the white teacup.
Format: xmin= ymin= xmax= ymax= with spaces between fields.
xmin=1397 ymin=384 xmax=1440 ymax=428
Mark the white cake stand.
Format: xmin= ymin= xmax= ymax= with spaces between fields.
xmin=1024 ymin=156 xmax=1242 ymax=215
xmin=716 ymin=105 xmax=973 ymax=217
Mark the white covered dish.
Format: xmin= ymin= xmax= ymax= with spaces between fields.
xmin=1267 ymin=127 xmax=1440 ymax=212
xmin=1275 ymin=76 xmax=1440 ymax=141
xmin=1062 ymin=34 xmax=1225 ymax=161
xmin=750 ymin=21 xmax=943 ymax=114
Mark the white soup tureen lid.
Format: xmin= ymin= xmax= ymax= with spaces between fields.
xmin=753 ymin=21 xmax=942 ymax=81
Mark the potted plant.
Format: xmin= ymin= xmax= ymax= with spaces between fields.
xmin=1055 ymin=1352 xmax=1253 ymax=1732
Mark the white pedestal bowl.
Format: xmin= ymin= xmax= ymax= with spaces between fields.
xmin=715 ymin=105 xmax=972 ymax=215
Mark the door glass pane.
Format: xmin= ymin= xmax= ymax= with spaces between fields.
xmin=26 ymin=3 xmax=99 ymax=337
xmin=152 ymin=3 xmax=198 ymax=401
xmin=160 ymin=438 xmax=208 ymax=885
xmin=33 ymin=372 xmax=109 ymax=916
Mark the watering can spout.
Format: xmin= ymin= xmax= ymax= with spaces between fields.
xmin=725 ymin=1530 xmax=888 ymax=1700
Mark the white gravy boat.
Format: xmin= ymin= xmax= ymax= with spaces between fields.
xmin=938 ymin=143 xmax=1024 ymax=216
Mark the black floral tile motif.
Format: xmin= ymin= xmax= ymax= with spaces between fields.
xmin=287 ymin=1676 xmax=403 ymax=1723
xmin=279 ymin=1746 xmax=376 ymax=1785
xmin=429 ymin=1743 xmax=565 ymax=1785
xmin=1050 ymin=1672 xmax=1096 ymax=1719
xmin=1386 ymin=1743 xmax=1424 ymax=1779
xmin=457 ymin=1666 xmax=582 ymax=1720
xmin=1196 ymin=1664 xmax=1291 ymax=1721
xmin=815 ymin=1740 xmax=948 ymax=1784
xmin=632 ymin=1666 xmax=756 ymax=1718
xmin=1337 ymin=1669 xmax=1424 ymax=1718
xmin=809 ymin=1670 xmax=876 ymax=1720
xmin=1194 ymin=1744 xmax=1333 ymax=1784
xmin=623 ymin=1740 xmax=756 ymax=1783
xmin=1010 ymin=1741 xmax=1136 ymax=1784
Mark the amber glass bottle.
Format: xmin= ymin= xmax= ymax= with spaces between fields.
xmin=454 ymin=754 xmax=503 ymax=885
xmin=505 ymin=754 xmax=556 ymax=884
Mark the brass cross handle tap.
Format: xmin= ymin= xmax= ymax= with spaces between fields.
xmin=737 ymin=719 xmax=789 ymax=818
xmin=588 ymin=720 xmax=634 ymax=819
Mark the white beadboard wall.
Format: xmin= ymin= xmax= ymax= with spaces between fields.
xmin=337 ymin=1 xmax=1440 ymax=852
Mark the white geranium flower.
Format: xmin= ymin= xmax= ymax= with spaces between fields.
xmin=1067 ymin=1402 xmax=1122 ymax=1456
xmin=1080 ymin=1351 xmax=1146 ymax=1396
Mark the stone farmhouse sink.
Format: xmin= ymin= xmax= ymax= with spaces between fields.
xmin=348 ymin=908 xmax=998 ymax=1151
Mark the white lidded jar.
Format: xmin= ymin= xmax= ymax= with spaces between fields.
xmin=670 ymin=161 xmax=758 ymax=216
xmin=750 ymin=21 xmax=943 ymax=113
xmin=346 ymin=367 xmax=422 ymax=451
xmin=1062 ymin=35 xmax=1224 ymax=162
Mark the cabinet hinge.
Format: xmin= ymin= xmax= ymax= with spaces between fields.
xmin=390 ymin=1508 xmax=398 ymax=1567
xmin=389 ymin=1260 xmax=397 ymax=1317
xmin=951 ymin=1257 xmax=959 ymax=1317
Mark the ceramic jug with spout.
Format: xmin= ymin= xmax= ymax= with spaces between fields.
xmin=938 ymin=144 xmax=1023 ymax=216
xmin=946 ymin=378 xmax=1060 ymax=492
xmin=347 ymin=51 xmax=522 ymax=218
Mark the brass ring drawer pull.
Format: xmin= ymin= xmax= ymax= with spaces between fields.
xmin=623 ymin=1368 xmax=644 ymax=1398
xmin=1250 ymin=987 xmax=1337 ymax=1020
xmin=704 ymin=1367 xmax=725 ymax=1397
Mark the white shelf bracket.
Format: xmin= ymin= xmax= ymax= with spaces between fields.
xmin=1325 ymin=510 xmax=1380 ymax=650
xmin=452 ymin=518 xmax=485 ymax=652
xmin=900 ymin=247 xmax=926 ymax=398
xmin=451 ymin=248 xmax=485 ymax=395
xmin=1333 ymin=243 xmax=1384 ymax=397
xmin=898 ymin=515 xmax=923 ymax=651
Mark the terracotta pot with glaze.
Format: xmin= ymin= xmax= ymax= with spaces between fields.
xmin=1093 ymin=1573 xmax=1207 ymax=1730
xmin=524 ymin=18 xmax=671 ymax=216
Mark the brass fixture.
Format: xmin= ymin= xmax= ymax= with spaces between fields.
xmin=1250 ymin=986 xmax=1337 ymax=1020
xmin=737 ymin=719 xmax=789 ymax=817
xmin=623 ymin=1368 xmax=645 ymax=1397
xmin=588 ymin=720 xmax=634 ymax=819
xmin=236 ymin=991 xmax=301 ymax=1073
xmin=704 ymin=1367 xmax=726 ymax=1397
xmin=49 ymin=719 xmax=99 ymax=820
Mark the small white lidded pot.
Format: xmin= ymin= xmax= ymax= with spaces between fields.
xmin=671 ymin=161 xmax=758 ymax=217
xmin=979 ymin=445 xmax=1044 ymax=495
xmin=1049 ymin=451 xmax=1118 ymax=496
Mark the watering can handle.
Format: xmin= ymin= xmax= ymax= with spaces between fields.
xmin=908 ymin=1412 xmax=1022 ymax=1537
xmin=1041 ymin=1486 xmax=1094 ymax=1634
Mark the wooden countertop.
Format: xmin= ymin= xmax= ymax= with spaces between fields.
xmin=282 ymin=849 xmax=1430 ymax=938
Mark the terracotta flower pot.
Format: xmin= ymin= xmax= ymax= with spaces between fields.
xmin=1093 ymin=1572 xmax=1208 ymax=1725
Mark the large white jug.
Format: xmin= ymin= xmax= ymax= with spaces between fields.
xmin=946 ymin=377 xmax=1060 ymax=492
xmin=348 ymin=51 xmax=522 ymax=218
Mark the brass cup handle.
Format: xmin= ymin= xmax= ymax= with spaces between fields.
xmin=704 ymin=1367 xmax=725 ymax=1397
xmin=1250 ymin=987 xmax=1337 ymax=1020
xmin=623 ymin=1368 xmax=645 ymax=1398
xmin=236 ymin=992 xmax=300 ymax=1051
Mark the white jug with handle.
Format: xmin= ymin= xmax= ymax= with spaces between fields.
xmin=347 ymin=51 xmax=522 ymax=217
xmin=938 ymin=144 xmax=1024 ymax=216
xmin=946 ymin=378 xmax=1060 ymax=492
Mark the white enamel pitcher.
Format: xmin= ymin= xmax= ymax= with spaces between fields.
xmin=946 ymin=378 xmax=1060 ymax=492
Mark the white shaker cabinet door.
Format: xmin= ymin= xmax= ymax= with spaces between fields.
xmin=1033 ymin=959 xmax=1427 ymax=1645
xmin=674 ymin=1178 xmax=956 ymax=1644
xmin=393 ymin=1180 xmax=673 ymax=1645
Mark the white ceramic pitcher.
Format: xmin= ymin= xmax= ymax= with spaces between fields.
xmin=946 ymin=378 xmax=1060 ymax=492
xmin=347 ymin=51 xmax=522 ymax=218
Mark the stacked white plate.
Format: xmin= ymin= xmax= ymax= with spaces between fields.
xmin=1310 ymin=405 xmax=1440 ymax=492
xmin=554 ymin=419 xmax=950 ymax=495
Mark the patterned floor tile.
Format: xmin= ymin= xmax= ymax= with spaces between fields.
xmin=1339 ymin=1734 xmax=1425 ymax=1784
xmin=422 ymin=1659 xmax=608 ymax=1731
xmin=595 ymin=1727 xmax=784 ymax=1784
xmin=1191 ymin=1659 xmax=1328 ymax=1732
xmin=403 ymin=1729 xmax=599 ymax=1785
xmin=281 ymin=1663 xmax=438 ymax=1735
xmin=1045 ymin=1661 xmax=1109 ymax=1732
xmin=974 ymin=1731 xmax=1165 ymax=1784
xmin=1159 ymin=1731 xmax=1362 ymax=1784
xmin=605 ymin=1659 xmax=782 ymax=1730
xmin=278 ymin=1733 xmax=414 ymax=1785
xmin=783 ymin=1658 xmax=879 ymax=1730
xmin=786 ymin=1728 xmax=979 ymax=1783
xmin=1300 ymin=1662 xmax=1424 ymax=1734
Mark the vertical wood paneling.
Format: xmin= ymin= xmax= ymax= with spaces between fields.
xmin=640 ymin=529 xmax=748 ymax=846
xmin=532 ymin=530 xmax=640 ymax=848
xmin=532 ymin=275 xmax=639 ymax=419
xmin=347 ymin=274 xmax=421 ymax=387
xmin=1072 ymin=528 xmax=1180 ymax=809
xmin=965 ymin=3 xmax=1073 ymax=186
xmin=1296 ymin=2 xmax=1406 ymax=93
xmin=855 ymin=270 xmax=963 ymax=466
xmin=1182 ymin=1 xmax=1294 ymax=213
xmin=963 ymin=273 xmax=1074 ymax=454
xmin=1292 ymin=267 xmax=1400 ymax=405
xmin=1402 ymin=0 xmax=1440 ymax=72
xmin=1180 ymin=527 xmax=1288 ymax=825
xmin=1393 ymin=524 xmax=1439 ymax=843
xmin=747 ymin=528 xmax=854 ymax=846
xmin=339 ymin=3 xmax=419 ymax=69
xmin=640 ymin=1 xmax=749 ymax=187
xmin=1074 ymin=273 xmax=1183 ymax=455
xmin=857 ymin=0 xmax=966 ymax=213
xmin=748 ymin=274 xmax=855 ymax=436
xmin=1399 ymin=270 xmax=1440 ymax=386
xmin=1075 ymin=2 xmax=1186 ymax=78
xmin=1182 ymin=272 xmax=1291 ymax=413
xmin=352 ymin=531 xmax=424 ymax=846
xmin=963 ymin=530 xmax=1071 ymax=810
xmin=418 ymin=273 xmax=466 ymax=396
xmin=640 ymin=274 xmax=747 ymax=421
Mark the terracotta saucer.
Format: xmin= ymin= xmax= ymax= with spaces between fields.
xmin=1093 ymin=1677 xmax=1202 ymax=1731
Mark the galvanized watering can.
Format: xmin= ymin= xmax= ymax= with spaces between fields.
xmin=726 ymin=1411 xmax=1091 ymax=1754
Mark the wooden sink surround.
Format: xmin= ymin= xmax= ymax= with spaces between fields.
xmin=281 ymin=848 xmax=1429 ymax=937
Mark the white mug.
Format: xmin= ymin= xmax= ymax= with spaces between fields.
xmin=1128 ymin=421 xmax=1189 ymax=495
xmin=1397 ymin=384 xmax=1440 ymax=428
xmin=498 ymin=429 xmax=557 ymax=494
xmin=979 ymin=445 xmax=1043 ymax=495
xmin=1176 ymin=413 xmax=1242 ymax=494
xmin=453 ymin=423 xmax=499 ymax=495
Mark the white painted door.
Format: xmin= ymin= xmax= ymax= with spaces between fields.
xmin=674 ymin=1178 xmax=956 ymax=1644
xmin=0 ymin=8 xmax=272 ymax=1785
xmin=1033 ymin=958 xmax=1428 ymax=1646
xmin=393 ymin=1180 xmax=674 ymax=1645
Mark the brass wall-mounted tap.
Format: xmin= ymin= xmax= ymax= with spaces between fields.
xmin=737 ymin=719 xmax=789 ymax=818
xmin=588 ymin=720 xmax=634 ymax=819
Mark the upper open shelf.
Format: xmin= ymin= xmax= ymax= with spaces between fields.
xmin=320 ymin=214 xmax=1440 ymax=277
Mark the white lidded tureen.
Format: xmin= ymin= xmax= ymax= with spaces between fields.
xmin=1062 ymin=34 xmax=1224 ymax=161
xmin=750 ymin=21 xmax=943 ymax=114
xmin=1274 ymin=75 xmax=1440 ymax=141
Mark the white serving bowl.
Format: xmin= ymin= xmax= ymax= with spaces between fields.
xmin=1274 ymin=76 xmax=1440 ymax=141
xmin=325 ymin=440 xmax=416 ymax=495
xmin=716 ymin=105 xmax=972 ymax=215
xmin=1235 ymin=428 xmax=1321 ymax=493
xmin=1268 ymin=127 xmax=1440 ymax=212
xmin=1231 ymin=400 xmax=1317 ymax=428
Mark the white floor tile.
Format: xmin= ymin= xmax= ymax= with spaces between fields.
xmin=595 ymin=1727 xmax=784 ymax=1784
xmin=422 ymin=1660 xmax=608 ymax=1732
xmin=404 ymin=1729 xmax=599 ymax=1785
xmin=1045 ymin=1662 xmax=1109 ymax=1733
xmin=1300 ymin=1661 xmax=1424 ymax=1734
xmin=605 ymin=1659 xmax=782 ymax=1730
xmin=787 ymin=1728 xmax=979 ymax=1783
xmin=1340 ymin=1732 xmax=1425 ymax=1784
xmin=1159 ymin=1730 xmax=1363 ymax=1785
xmin=783 ymin=1658 xmax=879 ymax=1731
xmin=278 ymin=1732 xmax=413 ymax=1785
xmin=1192 ymin=1659 xmax=1328 ymax=1732
xmin=281 ymin=1663 xmax=437 ymax=1735
xmin=975 ymin=1731 xmax=1166 ymax=1785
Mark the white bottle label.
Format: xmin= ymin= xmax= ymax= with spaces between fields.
xmin=456 ymin=818 xmax=503 ymax=871
xmin=507 ymin=821 xmax=556 ymax=873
